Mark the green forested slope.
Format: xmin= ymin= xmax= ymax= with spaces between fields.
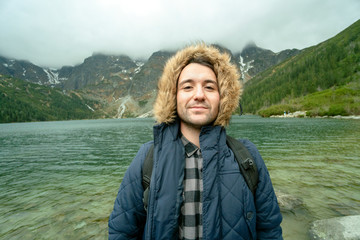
xmin=257 ymin=81 xmax=360 ymax=117
xmin=241 ymin=19 xmax=360 ymax=115
xmin=0 ymin=75 xmax=102 ymax=123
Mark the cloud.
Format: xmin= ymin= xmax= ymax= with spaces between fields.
xmin=0 ymin=0 xmax=359 ymax=68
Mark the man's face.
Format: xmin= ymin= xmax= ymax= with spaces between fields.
xmin=177 ymin=63 xmax=220 ymax=129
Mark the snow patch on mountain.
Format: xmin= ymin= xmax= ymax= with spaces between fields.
xmin=134 ymin=61 xmax=144 ymax=74
xmin=43 ymin=69 xmax=60 ymax=84
xmin=86 ymin=104 xmax=95 ymax=112
xmin=2 ymin=60 xmax=15 ymax=68
xmin=116 ymin=95 xmax=131 ymax=118
xmin=43 ymin=68 xmax=68 ymax=85
xmin=238 ymin=55 xmax=254 ymax=81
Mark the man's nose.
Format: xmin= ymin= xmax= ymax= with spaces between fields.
xmin=194 ymin=86 xmax=205 ymax=100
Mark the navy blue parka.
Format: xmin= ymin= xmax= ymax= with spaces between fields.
xmin=108 ymin=120 xmax=282 ymax=239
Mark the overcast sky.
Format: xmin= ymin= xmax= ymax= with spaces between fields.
xmin=0 ymin=0 xmax=359 ymax=69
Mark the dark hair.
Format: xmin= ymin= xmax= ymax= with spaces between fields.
xmin=185 ymin=57 xmax=216 ymax=76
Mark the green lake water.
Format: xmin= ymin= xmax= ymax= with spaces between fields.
xmin=0 ymin=116 xmax=359 ymax=239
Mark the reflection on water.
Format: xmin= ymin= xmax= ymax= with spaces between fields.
xmin=0 ymin=116 xmax=359 ymax=239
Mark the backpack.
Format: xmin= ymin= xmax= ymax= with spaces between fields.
xmin=141 ymin=135 xmax=258 ymax=211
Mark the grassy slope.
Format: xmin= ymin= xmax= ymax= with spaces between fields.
xmin=258 ymin=80 xmax=360 ymax=117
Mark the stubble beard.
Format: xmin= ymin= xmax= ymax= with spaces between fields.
xmin=178 ymin=108 xmax=217 ymax=131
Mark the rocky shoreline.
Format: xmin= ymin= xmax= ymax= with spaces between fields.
xmin=274 ymin=190 xmax=360 ymax=239
xmin=309 ymin=215 xmax=360 ymax=240
xmin=270 ymin=111 xmax=360 ymax=119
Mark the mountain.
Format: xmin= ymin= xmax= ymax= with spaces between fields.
xmin=241 ymin=19 xmax=360 ymax=116
xmin=129 ymin=51 xmax=175 ymax=98
xmin=234 ymin=42 xmax=300 ymax=82
xmin=0 ymin=74 xmax=105 ymax=123
xmin=0 ymin=56 xmax=57 ymax=85
xmin=61 ymin=54 xmax=139 ymax=90
xmin=0 ymin=42 xmax=302 ymax=122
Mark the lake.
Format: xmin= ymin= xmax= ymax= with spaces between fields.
xmin=0 ymin=116 xmax=359 ymax=239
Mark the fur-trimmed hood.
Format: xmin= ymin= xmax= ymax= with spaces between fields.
xmin=153 ymin=44 xmax=242 ymax=127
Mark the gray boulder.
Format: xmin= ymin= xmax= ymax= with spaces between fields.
xmin=309 ymin=215 xmax=360 ymax=240
xmin=275 ymin=190 xmax=303 ymax=211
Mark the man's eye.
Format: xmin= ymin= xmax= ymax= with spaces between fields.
xmin=205 ymin=85 xmax=216 ymax=90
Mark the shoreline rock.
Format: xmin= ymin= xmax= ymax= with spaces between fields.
xmin=329 ymin=115 xmax=360 ymax=120
xmin=275 ymin=190 xmax=303 ymax=212
xmin=270 ymin=111 xmax=360 ymax=119
xmin=309 ymin=215 xmax=360 ymax=240
xmin=270 ymin=111 xmax=307 ymax=118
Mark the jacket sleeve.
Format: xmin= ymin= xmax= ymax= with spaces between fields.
xmin=108 ymin=142 xmax=153 ymax=240
xmin=241 ymin=140 xmax=283 ymax=240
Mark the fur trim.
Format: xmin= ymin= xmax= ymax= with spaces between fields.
xmin=153 ymin=44 xmax=242 ymax=126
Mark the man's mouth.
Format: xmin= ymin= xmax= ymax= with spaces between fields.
xmin=189 ymin=105 xmax=208 ymax=110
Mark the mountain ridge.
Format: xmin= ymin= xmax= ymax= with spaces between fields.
xmin=0 ymin=42 xmax=301 ymax=122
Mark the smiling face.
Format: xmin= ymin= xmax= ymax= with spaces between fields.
xmin=176 ymin=63 xmax=220 ymax=130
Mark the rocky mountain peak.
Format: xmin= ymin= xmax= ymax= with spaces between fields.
xmin=235 ymin=43 xmax=300 ymax=78
xmin=0 ymin=56 xmax=51 ymax=85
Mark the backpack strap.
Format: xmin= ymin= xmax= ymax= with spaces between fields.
xmin=142 ymin=144 xmax=154 ymax=212
xmin=226 ymin=135 xmax=258 ymax=196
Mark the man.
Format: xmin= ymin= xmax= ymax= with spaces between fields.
xmin=109 ymin=44 xmax=283 ymax=239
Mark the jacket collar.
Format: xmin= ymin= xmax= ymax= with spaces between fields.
xmin=153 ymin=118 xmax=226 ymax=147
xmin=153 ymin=118 xmax=181 ymax=145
